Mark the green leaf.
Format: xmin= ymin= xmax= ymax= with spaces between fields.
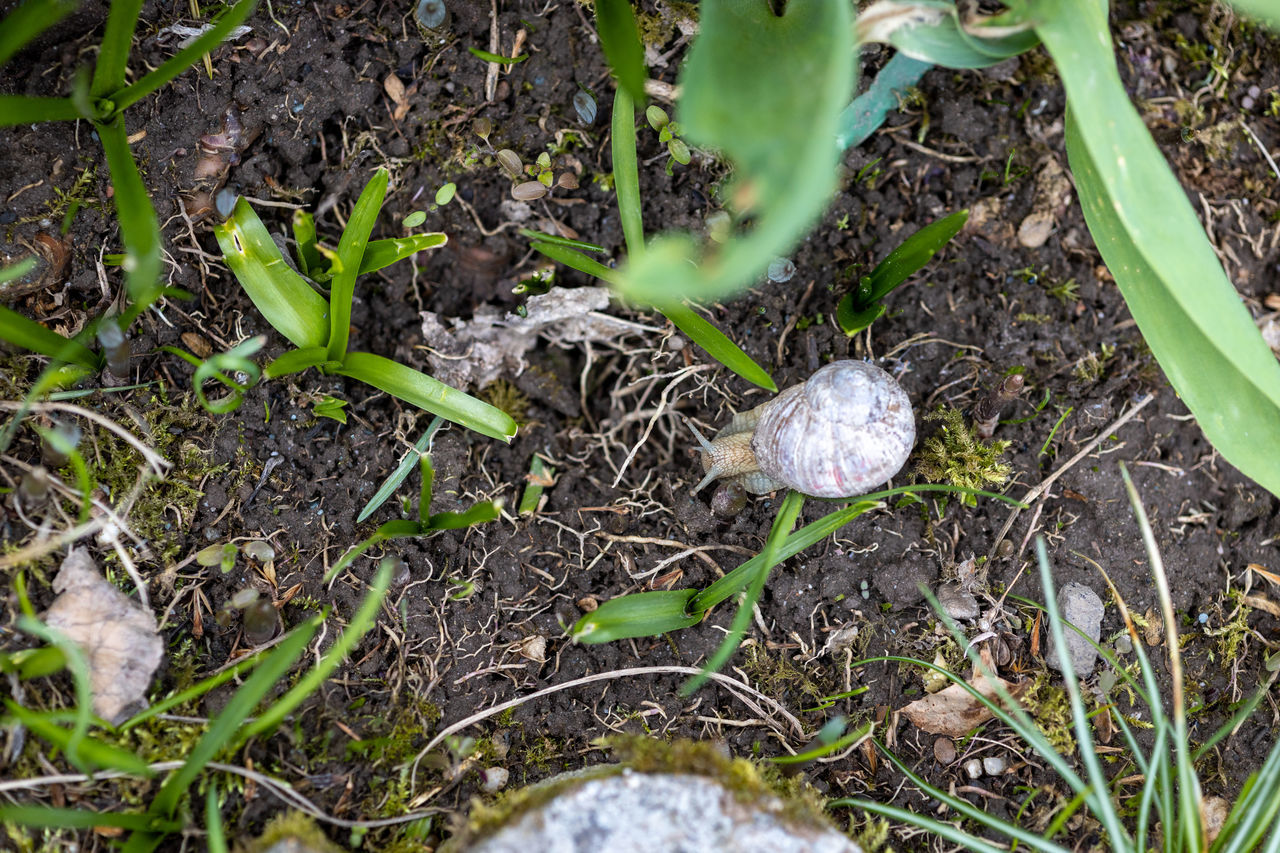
xmin=834 ymin=299 xmax=885 ymax=336
xmin=0 ymin=646 xmax=65 ymax=680
xmin=0 ymin=94 xmax=80 ymax=126
xmin=357 ymin=417 xmax=443 ymax=523
xmin=4 ymin=700 xmax=155 ymax=777
xmin=468 ymin=47 xmax=527 ymax=64
xmin=91 ymin=0 xmax=143 ymax=97
xmin=291 ymin=209 xmax=323 ymax=278
xmin=0 ymin=805 xmax=176 ymax=833
xmin=531 ymin=241 xmax=618 ymax=282
xmin=359 ymin=233 xmax=447 ymax=276
xmin=335 ymin=352 xmax=517 ymax=442
xmin=612 ymin=86 xmax=644 ymax=257
xmin=861 ymin=208 xmax=968 ymax=306
xmin=836 ymin=52 xmax=933 ymax=150
xmin=595 ymin=0 xmax=647 ymax=107
xmin=616 ymin=0 xmax=853 ymax=307
xmin=111 ymin=0 xmax=259 ymax=114
xmin=859 ymin=1 xmax=1037 ymax=68
xmin=0 ymin=0 xmax=78 ymax=69
xmin=427 ymin=501 xmax=502 ymax=531
xmin=214 ymin=198 xmax=330 ymax=349
xmin=572 ymin=590 xmax=701 ymax=644
xmin=263 ymin=347 xmax=335 ymax=379
xmin=0 ymin=305 xmax=101 ymax=369
xmin=659 ymin=302 xmax=776 ymax=392
xmin=1035 ymin=0 xmax=1280 ymax=498
xmin=328 ymin=168 xmax=388 ymax=362
xmin=1223 ymin=0 xmax=1280 ymax=28
xmin=97 ymin=117 xmax=163 ymax=316
xmin=519 ymin=229 xmax=605 ymax=253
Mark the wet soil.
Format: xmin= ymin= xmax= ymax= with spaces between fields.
xmin=2 ymin=0 xmax=1279 ymax=849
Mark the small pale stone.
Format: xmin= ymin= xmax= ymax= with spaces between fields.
xmin=481 ymin=767 xmax=510 ymax=793
xmin=982 ymin=756 xmax=1006 ymax=775
xmin=964 ymin=758 xmax=983 ymax=779
xmin=937 ymin=583 xmax=980 ymax=621
xmin=1046 ymin=582 xmax=1105 ymax=677
xmin=1017 ymin=210 xmax=1055 ymax=248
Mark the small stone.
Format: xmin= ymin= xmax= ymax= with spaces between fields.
xmin=519 ymin=635 xmax=547 ymax=662
xmin=982 ymin=756 xmax=1005 ymax=775
xmin=1046 ymin=582 xmax=1105 ymax=677
xmin=1017 ymin=210 xmax=1055 ymax=248
xmin=964 ymin=758 xmax=983 ymax=779
xmin=1114 ymin=634 xmax=1132 ymax=655
xmin=937 ymin=583 xmax=980 ymax=621
xmin=577 ymin=596 xmax=598 ymax=612
xmin=481 ymin=766 xmax=510 ymax=792
xmin=933 ymin=737 xmax=956 ymax=765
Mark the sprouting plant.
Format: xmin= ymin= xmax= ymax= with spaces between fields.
xmin=214 ymin=167 xmax=515 ymax=441
xmin=834 ymin=209 xmax=968 ymax=336
xmin=495 ymin=147 xmax=579 ymax=201
xmin=645 ymin=105 xmax=692 ymax=174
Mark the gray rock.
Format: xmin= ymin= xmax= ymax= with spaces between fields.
xmin=465 ymin=771 xmax=861 ymax=853
xmin=1046 ymin=582 xmax=1105 ymax=676
xmin=936 ymin=583 xmax=980 ymax=621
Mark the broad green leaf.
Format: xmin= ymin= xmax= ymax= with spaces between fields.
xmin=859 ymin=1 xmax=1037 ymax=68
xmin=328 ymin=168 xmax=388 ymax=362
xmin=659 ymin=302 xmax=776 ymax=391
xmin=836 ymin=52 xmax=932 ymax=150
xmin=0 ymin=305 xmax=101 ymax=369
xmin=532 ymin=241 xmax=618 ymax=282
xmin=359 ymin=233 xmax=447 ymax=275
xmin=427 ymin=501 xmax=502 ymax=531
xmin=616 ymin=0 xmax=853 ymax=307
xmin=97 ymin=117 xmax=162 ymax=317
xmin=1224 ymin=0 xmax=1280 ymax=29
xmin=595 ymin=0 xmax=647 ymax=107
xmin=0 ymin=805 xmax=177 ymax=832
xmin=612 ymin=86 xmax=644 ymax=257
xmin=572 ymin=589 xmax=701 ymax=644
xmin=0 ymin=94 xmax=80 ymax=126
xmin=111 ymin=0 xmax=259 ymax=114
xmin=0 ymin=646 xmax=65 ymax=679
xmin=1035 ymin=0 xmax=1280 ymax=497
xmin=863 ymin=208 xmax=968 ymax=305
xmin=0 ymin=0 xmax=78 ymax=69
xmin=835 ymin=300 xmax=885 ymax=336
xmin=214 ymin=198 xmax=330 ymax=349
xmin=335 ymin=352 xmax=517 ymax=442
xmin=263 ymin=347 xmax=335 ymax=379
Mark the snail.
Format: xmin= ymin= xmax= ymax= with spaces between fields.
xmin=690 ymin=360 xmax=915 ymax=501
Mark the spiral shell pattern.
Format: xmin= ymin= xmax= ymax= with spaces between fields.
xmin=751 ymin=360 xmax=914 ymax=498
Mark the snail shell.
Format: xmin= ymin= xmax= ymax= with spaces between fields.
xmin=693 ymin=360 xmax=915 ymax=499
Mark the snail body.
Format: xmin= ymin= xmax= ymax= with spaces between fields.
xmin=692 ymin=360 xmax=915 ymax=500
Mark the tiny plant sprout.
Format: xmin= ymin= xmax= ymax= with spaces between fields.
xmin=667 ymin=138 xmax=691 ymax=166
xmin=197 ymin=542 xmax=239 ymax=573
xmin=230 ymin=587 xmax=259 ymax=609
xmin=403 ymin=210 xmax=427 ymax=229
xmin=435 ymin=183 xmax=457 ymax=206
xmin=41 ymin=421 xmax=82 ymax=468
xmin=767 ymin=257 xmax=796 ymax=283
xmin=415 ymin=0 xmax=447 ymax=29
xmin=473 ymin=117 xmax=492 ymax=142
xmin=97 ymin=317 xmax=130 ymax=377
xmin=242 ymin=597 xmax=279 ymax=645
xmin=242 ymin=540 xmax=275 ymax=562
xmin=496 ymin=149 xmax=523 ymax=178
xmin=573 ymin=89 xmax=597 ymax=125
xmin=646 ymin=105 xmax=670 ymax=131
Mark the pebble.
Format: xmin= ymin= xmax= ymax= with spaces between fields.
xmin=963 ymin=758 xmax=983 ymax=779
xmin=936 ymin=583 xmax=980 ymax=621
xmin=933 ymin=737 xmax=956 ymax=765
xmin=481 ymin=767 xmax=509 ymax=792
xmin=982 ymin=756 xmax=1005 ymax=775
xmin=464 ymin=772 xmax=862 ymax=853
xmin=1046 ymin=582 xmax=1105 ymax=677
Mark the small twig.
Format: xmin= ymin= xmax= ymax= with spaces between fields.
xmin=1241 ymin=119 xmax=1280 ymax=187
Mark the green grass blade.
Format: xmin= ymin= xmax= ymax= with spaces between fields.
xmin=1034 ymin=0 xmax=1280 ymax=497
xmin=0 ymin=806 xmax=176 ymax=832
xmin=690 ymin=500 xmax=881 ymax=613
xmin=120 ymin=647 xmax=276 ymax=732
xmin=519 ymin=229 xmax=605 ymax=253
xmin=328 ymin=168 xmax=388 ymax=362
xmin=359 ymin=233 xmax=447 ymax=275
xmin=322 ymin=522 xmax=420 ymax=584
xmin=96 ymin=117 xmax=162 ymax=313
xmin=0 ymin=304 xmax=101 ymax=368
xmin=214 ymin=198 xmax=330 ymax=349
xmin=111 ymin=0 xmax=259 ymax=114
xmin=0 ymin=94 xmax=80 ymax=126
xmin=615 ymin=0 xmax=853 ymax=307
xmin=0 ymin=0 xmax=77 ymax=68
xmin=1225 ymin=0 xmax=1280 ymax=28
xmin=427 ymin=502 xmax=502 ymax=531
xmin=149 ymin=615 xmax=322 ymax=818
xmin=291 ymin=209 xmax=322 ymax=276
xmin=0 ymin=256 xmax=38 ymax=284
xmin=831 ymin=798 xmax=1007 ymax=853
xmin=263 ymin=347 xmax=334 ymax=379
xmin=417 ymin=454 xmax=434 ymax=524
xmin=1213 ymin=736 xmax=1280 ymax=853
xmin=862 ymin=208 xmax=968 ymax=306
xmin=571 ymin=590 xmax=701 ymax=644
xmin=239 ymin=560 xmax=391 ymax=742
xmin=91 ymin=0 xmax=142 ymax=97
xmin=682 ymin=489 xmax=804 ymax=695
xmin=335 ymin=351 xmax=517 ymax=442
xmin=205 ymin=783 xmax=228 ymax=853
xmin=611 ymin=84 xmax=644 ymax=257
xmin=532 ymin=241 xmax=618 ymax=282
xmin=4 ymin=700 xmax=154 ymax=777
xmin=659 ymin=301 xmax=776 ymax=391
xmin=357 ymin=417 xmax=443 ymax=523
xmin=0 ymin=646 xmax=65 ymax=679
xmin=594 ymin=0 xmax=646 ymax=107
xmin=16 ymin=616 xmax=93 ymax=772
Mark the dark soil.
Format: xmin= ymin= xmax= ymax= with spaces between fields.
xmin=2 ymin=1 xmax=1279 ymax=850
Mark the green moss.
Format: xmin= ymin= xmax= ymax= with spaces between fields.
xmin=1072 ymin=343 xmax=1115 ymax=384
xmin=742 ymin=642 xmax=829 ymax=705
xmin=480 ymin=379 xmax=530 ymax=426
xmin=1025 ymin=674 xmax=1075 ymax=755
xmin=237 ymin=811 xmax=342 ymax=853
xmin=1203 ymin=588 xmax=1252 ymax=663
xmin=912 ymin=406 xmax=1012 ymax=503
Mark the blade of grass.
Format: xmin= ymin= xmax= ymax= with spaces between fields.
xmin=334 ymin=352 xmax=516 ymax=442
xmin=16 ymin=616 xmax=93 ymax=772
xmin=91 ymin=0 xmax=143 ymax=97
xmin=328 ymin=168 xmax=388 ymax=362
xmin=97 ymin=117 xmax=162 ymax=315
xmin=834 ymin=798 xmax=1008 ymax=853
xmin=120 ymin=646 xmax=276 ymax=732
xmin=291 ymin=209 xmax=322 ymax=277
xmin=0 ymin=0 xmax=78 ymax=68
xmin=0 ymin=646 xmax=65 ymax=680
xmin=611 ymin=85 xmax=644 ymax=256
xmin=659 ymin=301 xmax=775 ymax=391
xmin=594 ymin=0 xmax=646 ymax=107
xmin=359 ymin=233 xmax=447 ymax=275
xmin=111 ymin=0 xmax=259 ymax=114
xmin=531 ymin=241 xmax=618 ymax=282
xmin=4 ymin=700 xmax=154 ymax=777
xmin=518 ymin=229 xmax=605 ymax=253
xmin=0 ymin=305 xmax=101 ymax=369
xmin=571 ymin=589 xmax=701 ymax=643
xmin=682 ymin=489 xmax=804 ymax=695
xmin=0 ymin=94 xmax=81 ymax=126
xmin=861 ymin=208 xmax=968 ymax=306
xmin=205 ymin=784 xmax=228 ymax=853
xmin=214 ymin=199 xmax=330 ymax=349
xmin=0 ymin=806 xmax=177 ymax=832
xmin=239 ymin=559 xmax=391 ymax=742
xmin=357 ymin=417 xmax=443 ymax=523
xmin=322 ymin=521 xmax=421 ymax=584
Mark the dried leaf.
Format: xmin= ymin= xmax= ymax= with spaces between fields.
xmin=383 ymin=73 xmax=407 ymax=104
xmin=901 ymin=672 xmax=1027 ymax=737
xmin=43 ymin=549 xmax=162 ymax=725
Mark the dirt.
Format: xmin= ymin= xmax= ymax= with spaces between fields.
xmin=2 ymin=0 xmax=1279 ymax=850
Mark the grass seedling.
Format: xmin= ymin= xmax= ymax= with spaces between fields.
xmin=356 ymin=416 xmax=443 ymax=523
xmin=835 ymin=208 xmax=969 ymax=336
xmin=829 ymin=464 xmax=1280 ymax=851
xmin=214 ymin=168 xmax=516 ymax=442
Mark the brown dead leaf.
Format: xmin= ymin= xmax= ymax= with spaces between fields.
xmin=901 ymin=672 xmax=1028 ymax=737
xmin=43 ymin=548 xmax=162 ymax=725
xmin=383 ymin=73 xmax=406 ymax=104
